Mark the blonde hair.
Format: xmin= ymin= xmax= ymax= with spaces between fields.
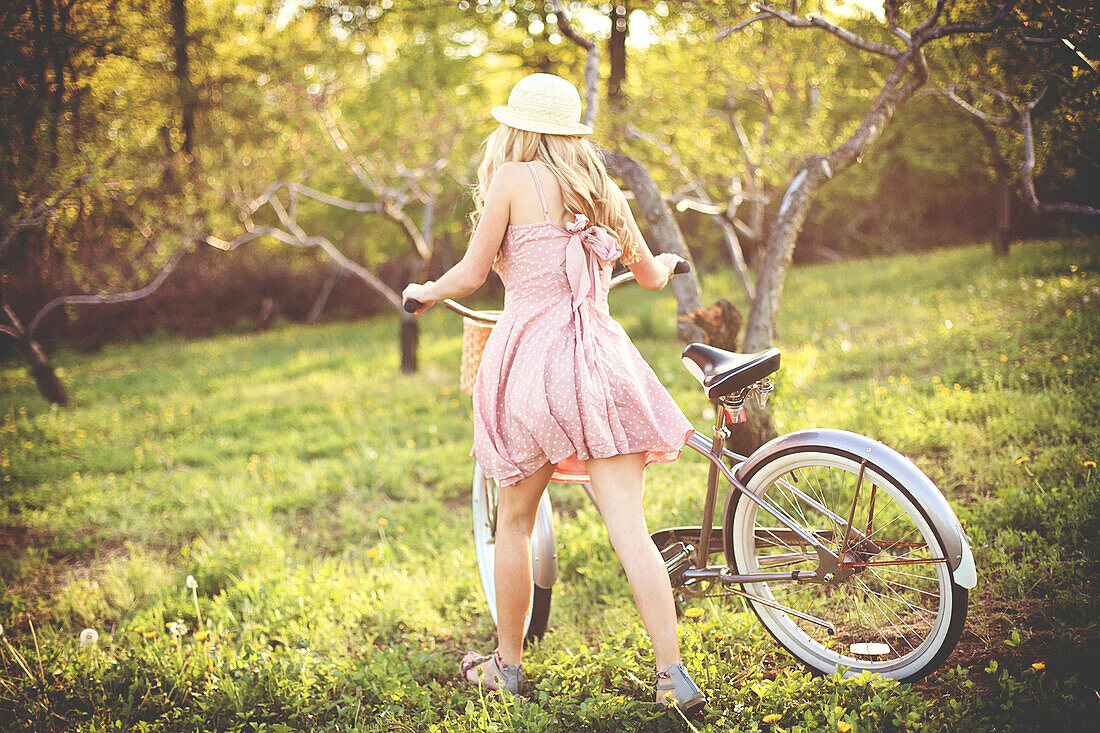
xmin=468 ymin=124 xmax=640 ymax=266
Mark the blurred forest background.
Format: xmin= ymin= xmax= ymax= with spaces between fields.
xmin=2 ymin=0 xmax=1097 ymax=372
xmin=3 ymin=2 xmax=1100 ymax=729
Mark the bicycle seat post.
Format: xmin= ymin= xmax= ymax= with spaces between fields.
xmin=695 ymin=399 xmax=731 ymax=571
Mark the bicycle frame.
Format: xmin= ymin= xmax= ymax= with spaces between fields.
xmin=683 ymin=403 xmax=847 ymax=585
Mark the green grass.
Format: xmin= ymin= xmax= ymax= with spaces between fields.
xmin=1 ymin=238 xmax=1098 ymax=731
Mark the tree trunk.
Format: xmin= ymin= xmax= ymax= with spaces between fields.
xmin=738 ymin=51 xmax=925 ymax=451
xmin=306 ymin=269 xmax=343 ymax=325
xmin=400 ymin=317 xmax=418 ymax=374
xmin=599 ymin=147 xmax=705 ymax=343
xmin=608 ymin=2 xmax=628 ymax=108
xmin=168 ymin=0 xmax=195 ymax=155
xmin=743 ymin=51 xmax=922 ymax=353
xmin=23 ymin=336 xmax=68 ymax=406
xmin=971 ymin=117 xmax=1013 ymax=256
xmin=2 ymin=298 xmax=68 ymax=406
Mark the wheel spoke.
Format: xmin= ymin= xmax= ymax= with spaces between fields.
xmin=730 ymin=452 xmax=961 ymax=680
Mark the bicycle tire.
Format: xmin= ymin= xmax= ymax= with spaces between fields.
xmin=471 ymin=459 xmax=553 ymax=645
xmin=724 ymin=444 xmax=968 ymax=682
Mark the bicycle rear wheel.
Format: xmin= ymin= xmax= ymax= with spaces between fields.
xmin=725 ymin=446 xmax=968 ymax=682
xmin=471 ymin=459 xmax=552 ymax=644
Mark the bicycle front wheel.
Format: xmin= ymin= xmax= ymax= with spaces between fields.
xmin=725 ymin=446 xmax=968 ymax=682
xmin=471 ymin=460 xmax=552 ymax=644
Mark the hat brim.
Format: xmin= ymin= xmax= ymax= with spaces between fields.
xmin=491 ymin=106 xmax=593 ymax=136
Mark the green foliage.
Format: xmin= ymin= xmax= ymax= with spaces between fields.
xmin=2 ymin=238 xmax=1099 ymax=729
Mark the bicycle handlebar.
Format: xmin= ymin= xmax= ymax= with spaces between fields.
xmin=403 ymin=255 xmax=691 ymax=319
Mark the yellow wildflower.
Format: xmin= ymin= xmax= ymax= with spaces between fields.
xmin=193 ymin=630 xmax=209 ymax=642
xmin=378 ymin=517 xmax=389 ymax=526
xmin=683 ymin=608 xmax=704 ymax=619
xmin=1084 ymin=461 xmax=1096 ymax=468
xmin=1015 ymin=456 xmax=1029 ymax=465
xmin=1032 ymin=662 xmax=1045 ymax=671
xmin=838 ymin=723 xmax=852 ymax=733
xmin=365 ymin=547 xmax=378 ymax=559
xmin=763 ymin=713 xmax=782 ymax=723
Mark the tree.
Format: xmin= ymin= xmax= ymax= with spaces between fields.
xmin=553 ymin=0 xmax=707 ymax=343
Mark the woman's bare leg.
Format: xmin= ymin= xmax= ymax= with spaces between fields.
xmin=464 ymin=461 xmax=555 ymax=685
xmin=584 ymin=452 xmax=682 ymax=675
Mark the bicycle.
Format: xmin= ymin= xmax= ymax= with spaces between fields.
xmin=405 ymin=260 xmax=976 ymax=683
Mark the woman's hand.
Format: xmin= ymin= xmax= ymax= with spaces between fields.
xmin=402 ymin=281 xmax=436 ymax=315
xmin=653 ymin=253 xmax=681 ymax=288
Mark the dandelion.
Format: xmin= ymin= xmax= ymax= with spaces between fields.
xmin=838 ymin=723 xmax=852 ymax=733
xmin=1032 ymin=662 xmax=1045 ymax=671
xmin=168 ymin=620 xmax=187 ymax=637
xmin=193 ymin=630 xmax=209 ymax=642
xmin=186 ymin=575 xmax=204 ymax=631
xmin=365 ymin=547 xmax=378 ymax=559
xmin=143 ymin=631 xmax=156 ymax=640
xmin=1085 ymin=461 xmax=1096 ymax=469
xmin=1015 ymin=456 xmax=1030 ymax=465
xmin=763 ymin=713 xmax=782 ymax=723
xmin=79 ymin=628 xmax=99 ymax=645
xmin=378 ymin=517 xmax=389 ymax=527
xmin=683 ymin=608 xmax=704 ymax=620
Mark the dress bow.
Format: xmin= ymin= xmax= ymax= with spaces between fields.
xmin=564 ymin=213 xmax=622 ymax=311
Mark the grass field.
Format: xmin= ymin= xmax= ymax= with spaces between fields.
xmin=1 ymin=238 xmax=1098 ymax=731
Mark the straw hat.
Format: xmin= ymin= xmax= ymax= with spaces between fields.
xmin=491 ymin=73 xmax=593 ymax=136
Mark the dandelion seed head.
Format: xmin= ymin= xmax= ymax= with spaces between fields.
xmin=185 ymin=575 xmax=198 ymax=589
xmin=80 ymin=628 xmax=99 ymax=645
xmin=168 ymin=620 xmax=187 ymax=637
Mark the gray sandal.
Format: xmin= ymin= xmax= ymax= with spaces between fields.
xmin=655 ymin=662 xmax=706 ymax=717
xmin=459 ymin=648 xmax=523 ymax=697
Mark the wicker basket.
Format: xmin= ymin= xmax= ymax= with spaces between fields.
xmin=460 ymin=314 xmax=500 ymax=397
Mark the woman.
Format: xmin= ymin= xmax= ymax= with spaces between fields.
xmin=402 ymin=73 xmax=706 ymax=716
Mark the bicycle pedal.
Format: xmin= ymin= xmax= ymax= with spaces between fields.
xmin=661 ymin=542 xmax=693 ymax=582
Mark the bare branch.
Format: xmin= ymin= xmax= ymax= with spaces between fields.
xmin=884 ymin=0 xmax=911 ymax=45
xmin=747 ymin=3 xmax=904 ymax=59
xmin=919 ymin=0 xmax=1018 ymax=43
xmin=931 ymin=84 xmax=1017 ymax=126
xmin=626 ymin=124 xmax=756 ymax=301
xmin=0 ymin=154 xmax=117 ymax=255
xmin=212 ymin=183 xmax=406 ymax=311
xmin=936 ymin=84 xmax=1099 ymax=217
xmin=715 ymin=12 xmax=769 ymax=41
xmin=552 ymin=0 xmax=599 ymax=127
xmin=26 ymin=246 xmax=188 ymax=338
xmin=318 ymin=109 xmax=383 ymax=194
xmin=911 ymin=0 xmax=948 ymax=37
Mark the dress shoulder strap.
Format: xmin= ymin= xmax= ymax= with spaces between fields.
xmin=525 ymin=161 xmax=551 ymax=222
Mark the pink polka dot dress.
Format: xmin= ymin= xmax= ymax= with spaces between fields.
xmin=469 ymin=162 xmax=694 ymax=487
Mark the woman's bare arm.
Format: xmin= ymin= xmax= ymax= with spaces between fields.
xmin=612 ymin=183 xmax=675 ymax=291
xmin=402 ymin=163 xmax=519 ymax=310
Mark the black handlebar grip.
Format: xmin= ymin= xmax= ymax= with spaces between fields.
xmin=403 ymin=298 xmax=423 ymax=314
xmin=672 ymin=258 xmax=691 ymax=275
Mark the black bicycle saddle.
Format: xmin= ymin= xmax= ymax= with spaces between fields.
xmin=681 ymin=343 xmax=781 ymax=400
